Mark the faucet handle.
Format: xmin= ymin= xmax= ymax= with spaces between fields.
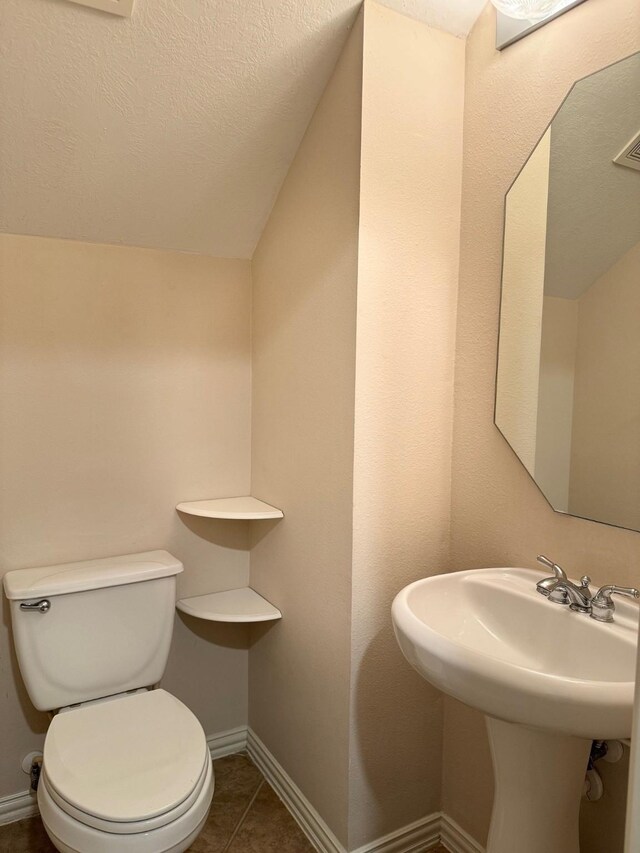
xmin=591 ymin=585 xmax=640 ymax=623
xmin=536 ymin=555 xmax=568 ymax=598
xmin=537 ymin=555 xmax=567 ymax=578
xmin=579 ymin=576 xmax=592 ymax=600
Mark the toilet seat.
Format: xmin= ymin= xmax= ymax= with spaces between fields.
xmin=38 ymin=760 xmax=213 ymax=853
xmin=42 ymin=755 xmax=209 ymax=834
xmin=42 ymin=689 xmax=210 ymax=830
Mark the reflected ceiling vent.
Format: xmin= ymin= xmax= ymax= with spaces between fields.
xmin=614 ymin=132 xmax=640 ymax=172
xmin=65 ymin=0 xmax=134 ymax=16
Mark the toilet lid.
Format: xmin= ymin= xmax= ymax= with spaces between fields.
xmin=44 ymin=690 xmax=208 ymax=823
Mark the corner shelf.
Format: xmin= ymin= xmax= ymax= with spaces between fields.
xmin=176 ymin=587 xmax=282 ymax=623
xmin=176 ymin=496 xmax=283 ymax=520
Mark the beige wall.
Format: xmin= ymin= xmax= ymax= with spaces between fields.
xmin=4 ymin=2 xmax=638 ymax=846
xmin=448 ymin=0 xmax=640 ymax=847
xmin=249 ymin=5 xmax=464 ymax=847
xmin=495 ymin=128 xmax=550 ymax=474
xmin=569 ymin=240 xmax=640 ymax=530
xmin=0 ymin=234 xmax=252 ymax=799
xmin=248 ymin=12 xmax=363 ymax=845
xmin=535 ymin=294 xmax=578 ymax=512
xmin=348 ymin=3 xmax=464 ymax=848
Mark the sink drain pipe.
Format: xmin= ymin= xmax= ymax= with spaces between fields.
xmin=583 ymin=740 xmax=625 ymax=802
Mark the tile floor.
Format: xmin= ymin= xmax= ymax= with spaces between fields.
xmin=0 ymin=753 xmax=448 ymax=853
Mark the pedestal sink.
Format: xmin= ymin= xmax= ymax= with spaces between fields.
xmin=391 ymin=568 xmax=638 ymax=853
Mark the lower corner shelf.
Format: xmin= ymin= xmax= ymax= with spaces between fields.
xmin=176 ymin=587 xmax=282 ymax=623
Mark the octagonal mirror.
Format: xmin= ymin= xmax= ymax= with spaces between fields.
xmin=495 ymin=51 xmax=640 ymax=532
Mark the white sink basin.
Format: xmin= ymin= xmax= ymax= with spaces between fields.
xmin=392 ymin=567 xmax=638 ymax=739
xmin=392 ymin=567 xmax=639 ymax=853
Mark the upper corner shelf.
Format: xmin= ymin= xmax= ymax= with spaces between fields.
xmin=176 ymin=496 xmax=284 ymax=520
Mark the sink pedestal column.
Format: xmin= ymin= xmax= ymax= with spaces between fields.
xmin=486 ymin=717 xmax=591 ymax=853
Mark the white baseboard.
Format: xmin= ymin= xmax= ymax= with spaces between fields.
xmin=247 ymin=727 xmax=484 ymax=853
xmin=207 ymin=725 xmax=248 ymax=759
xmin=247 ymin=728 xmax=346 ymax=853
xmin=353 ymin=813 xmax=441 ymax=853
xmin=0 ymin=790 xmax=39 ymax=827
xmin=440 ymin=814 xmax=485 ymax=853
xmin=0 ymin=722 xmax=485 ymax=853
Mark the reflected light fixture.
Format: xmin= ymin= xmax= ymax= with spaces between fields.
xmin=491 ymin=0 xmax=567 ymax=20
xmin=493 ymin=0 xmax=588 ymax=49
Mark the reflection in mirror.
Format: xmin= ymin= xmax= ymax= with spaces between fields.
xmin=495 ymin=51 xmax=640 ymax=532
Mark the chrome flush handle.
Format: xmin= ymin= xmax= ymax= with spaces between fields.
xmin=19 ymin=599 xmax=51 ymax=613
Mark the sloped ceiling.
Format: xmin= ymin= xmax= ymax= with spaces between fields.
xmin=544 ymin=51 xmax=640 ymax=299
xmin=0 ymin=0 xmax=483 ymax=259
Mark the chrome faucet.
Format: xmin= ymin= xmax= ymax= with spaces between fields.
xmin=548 ymin=578 xmax=592 ymax=613
xmin=535 ymin=555 xmax=639 ymax=623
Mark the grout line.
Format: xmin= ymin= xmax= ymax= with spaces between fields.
xmin=222 ymin=779 xmax=264 ymax=852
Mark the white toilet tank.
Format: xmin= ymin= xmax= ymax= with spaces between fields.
xmin=3 ymin=550 xmax=183 ymax=712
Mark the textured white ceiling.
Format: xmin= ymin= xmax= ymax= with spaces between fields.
xmin=0 ymin=0 xmax=484 ymax=258
xmin=544 ymin=51 xmax=640 ymax=299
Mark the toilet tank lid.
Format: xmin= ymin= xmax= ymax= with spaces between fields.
xmin=3 ymin=550 xmax=183 ymax=600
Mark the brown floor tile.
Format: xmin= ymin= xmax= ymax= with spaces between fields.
xmin=0 ymin=755 xmax=443 ymax=853
xmin=189 ymin=753 xmax=263 ymax=852
xmin=0 ymin=814 xmax=55 ymax=853
xmin=226 ymin=782 xmax=315 ymax=853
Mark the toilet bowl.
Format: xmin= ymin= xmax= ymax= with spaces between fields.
xmin=37 ymin=690 xmax=214 ymax=853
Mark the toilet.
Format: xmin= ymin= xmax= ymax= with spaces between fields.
xmin=3 ymin=550 xmax=213 ymax=853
